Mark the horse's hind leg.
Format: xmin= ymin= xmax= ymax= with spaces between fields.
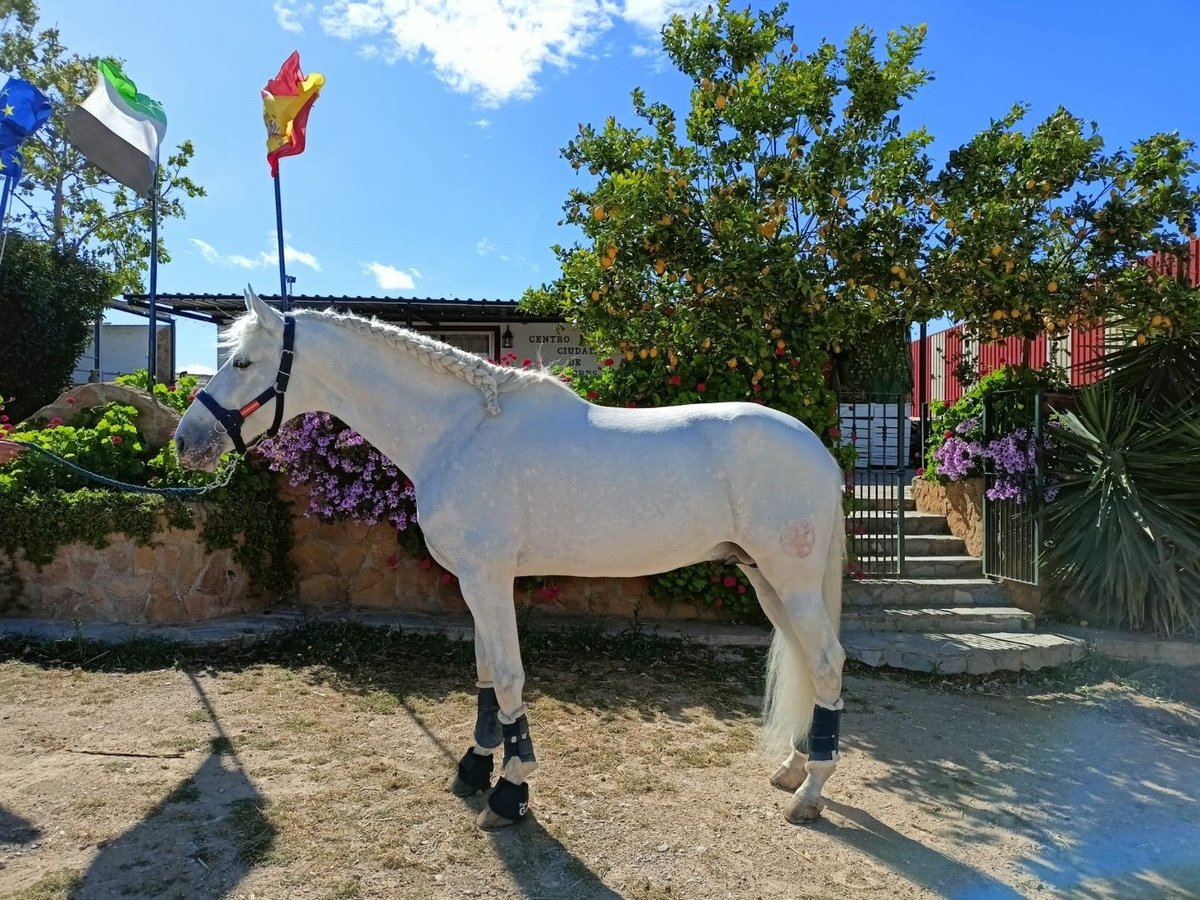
xmin=456 ymin=568 xmax=538 ymax=830
xmin=753 ymin=556 xmax=846 ymax=825
xmin=739 ymin=565 xmax=809 ymax=793
xmin=448 ymin=629 xmax=503 ymax=797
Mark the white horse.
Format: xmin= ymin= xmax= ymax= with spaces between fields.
xmin=175 ymin=288 xmax=847 ymax=830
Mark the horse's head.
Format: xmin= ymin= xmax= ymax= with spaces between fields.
xmin=175 ymin=286 xmax=294 ymax=471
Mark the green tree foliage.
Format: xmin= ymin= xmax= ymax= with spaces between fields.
xmin=0 ymin=0 xmax=205 ymax=292
xmin=0 ymin=232 xmax=113 ymax=419
xmin=926 ymin=106 xmax=1200 ymax=347
xmin=523 ymin=1 xmax=935 ymax=444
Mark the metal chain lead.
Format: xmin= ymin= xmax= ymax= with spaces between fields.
xmin=0 ymin=439 xmax=238 ymax=498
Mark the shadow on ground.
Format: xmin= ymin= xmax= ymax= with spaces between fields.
xmin=71 ymin=672 xmax=274 ymax=900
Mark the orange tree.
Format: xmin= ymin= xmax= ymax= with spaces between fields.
xmin=925 ymin=105 xmax=1200 ymax=351
xmin=522 ymin=0 xmax=939 ymax=461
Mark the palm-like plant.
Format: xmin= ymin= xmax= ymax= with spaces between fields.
xmin=1045 ymin=331 xmax=1200 ymax=637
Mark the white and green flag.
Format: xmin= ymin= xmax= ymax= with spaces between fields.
xmin=66 ymin=59 xmax=166 ymax=198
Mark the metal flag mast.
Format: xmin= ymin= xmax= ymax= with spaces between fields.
xmin=147 ymin=153 xmax=160 ymax=383
xmin=275 ymin=168 xmax=289 ymax=311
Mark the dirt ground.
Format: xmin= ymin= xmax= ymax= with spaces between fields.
xmin=0 ymin=626 xmax=1198 ymax=900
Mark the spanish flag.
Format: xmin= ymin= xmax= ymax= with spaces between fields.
xmin=262 ymin=51 xmax=324 ymax=176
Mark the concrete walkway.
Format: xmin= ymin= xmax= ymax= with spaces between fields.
xmin=2 ymin=609 xmax=1195 ymax=669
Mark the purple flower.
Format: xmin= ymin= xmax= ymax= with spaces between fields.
xmin=256 ymin=412 xmax=418 ymax=532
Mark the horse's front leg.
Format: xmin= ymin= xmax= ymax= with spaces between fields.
xmin=457 ymin=568 xmax=537 ymax=830
xmin=448 ymin=629 xmax=503 ymax=797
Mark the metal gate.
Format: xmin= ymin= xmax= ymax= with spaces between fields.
xmin=839 ymin=393 xmax=911 ymax=577
xmin=982 ymin=388 xmax=1043 ymax=584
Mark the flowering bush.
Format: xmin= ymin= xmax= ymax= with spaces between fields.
xmin=256 ymin=412 xmax=418 ymax=531
xmin=115 ymin=369 xmax=200 ymax=414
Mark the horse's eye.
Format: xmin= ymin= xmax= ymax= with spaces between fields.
xmin=233 ymin=358 xmax=252 ymax=370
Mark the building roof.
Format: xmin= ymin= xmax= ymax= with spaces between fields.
xmin=117 ymin=293 xmax=566 ymax=327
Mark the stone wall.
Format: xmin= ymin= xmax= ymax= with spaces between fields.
xmin=8 ymin=509 xmax=259 ymax=624
xmin=911 ymin=477 xmax=984 ymax=557
xmin=7 ymin=487 xmax=714 ymax=625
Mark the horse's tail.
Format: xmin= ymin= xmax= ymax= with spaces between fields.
xmin=762 ymin=480 xmax=845 ymax=756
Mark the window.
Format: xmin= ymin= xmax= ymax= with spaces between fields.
xmin=428 ymin=332 xmax=493 ymax=358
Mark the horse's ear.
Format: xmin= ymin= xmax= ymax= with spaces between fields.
xmin=244 ymin=284 xmax=283 ymax=334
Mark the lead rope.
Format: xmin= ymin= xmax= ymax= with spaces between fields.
xmin=0 ymin=439 xmax=239 ymax=498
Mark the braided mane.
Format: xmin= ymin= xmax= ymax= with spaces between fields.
xmin=248 ymin=308 xmax=565 ymax=414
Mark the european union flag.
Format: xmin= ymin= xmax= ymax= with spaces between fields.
xmin=0 ymin=77 xmax=52 ymax=152
xmin=0 ymin=146 xmax=24 ymax=182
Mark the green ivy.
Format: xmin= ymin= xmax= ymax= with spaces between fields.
xmin=0 ymin=400 xmax=295 ymax=610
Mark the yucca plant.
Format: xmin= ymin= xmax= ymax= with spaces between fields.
xmin=1044 ymin=378 xmax=1200 ymax=638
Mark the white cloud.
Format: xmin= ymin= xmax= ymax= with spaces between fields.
xmin=476 ymin=237 xmax=497 ymax=256
xmin=177 ymin=362 xmax=216 ymax=376
xmin=189 ymin=238 xmax=221 ymax=264
xmin=190 ymin=236 xmax=321 ymax=273
xmin=620 ymin=0 xmax=700 ymax=32
xmin=362 ymin=261 xmax=420 ymax=291
xmin=472 ymin=117 xmax=491 ymax=129
xmin=306 ymin=0 xmax=706 ymax=107
xmin=274 ymin=0 xmax=314 ymax=33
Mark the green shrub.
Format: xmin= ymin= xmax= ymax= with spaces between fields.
xmin=115 ymin=368 xmax=199 ymax=414
xmin=1043 ymin=329 xmax=1200 ymax=638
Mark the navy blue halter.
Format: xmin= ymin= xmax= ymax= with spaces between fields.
xmin=195 ymin=315 xmax=296 ymax=454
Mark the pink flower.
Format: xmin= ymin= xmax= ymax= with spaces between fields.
xmin=48 ymin=416 xmax=64 ymax=427
xmin=167 ymin=385 xmax=177 ymax=392
xmin=723 ymin=575 xmax=737 ymax=588
xmin=586 ymin=390 xmax=599 ymax=401
xmin=0 ymin=415 xmax=7 ymax=423
xmin=916 ymin=467 xmax=925 ymax=476
xmin=522 ymin=359 xmax=533 ymax=367
xmin=710 ymin=574 xmax=722 ymax=584
xmin=603 ymin=357 xmax=615 ymax=367
xmin=775 ymin=346 xmax=786 ymax=357
xmin=625 ymin=402 xmax=637 ymax=408
xmin=737 ymin=584 xmax=747 ymax=594
xmin=696 ymin=382 xmax=707 ymax=393
xmin=111 ymin=435 xmax=122 ymax=445
xmin=535 ymin=585 xmax=561 ymax=602
xmin=828 ymin=427 xmax=841 ymax=439
xmin=419 ymin=558 xmax=434 ymax=571
xmin=669 ymin=374 xmax=682 ymax=386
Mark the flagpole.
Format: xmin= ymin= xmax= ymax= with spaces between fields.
xmin=274 ymin=170 xmax=289 ymax=311
xmin=0 ymin=172 xmax=13 ymax=271
xmin=147 ymin=157 xmax=160 ymax=385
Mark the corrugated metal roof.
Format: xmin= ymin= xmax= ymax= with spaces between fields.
xmin=119 ymin=293 xmax=566 ymax=326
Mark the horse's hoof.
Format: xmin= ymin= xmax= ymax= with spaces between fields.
xmin=784 ymin=796 xmax=825 ymax=825
xmin=476 ymin=806 xmax=518 ymax=830
xmin=770 ymin=763 xmax=806 ymax=793
xmin=448 ymin=772 xmax=482 ymax=797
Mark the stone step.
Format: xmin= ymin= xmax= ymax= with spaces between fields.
xmin=843 ymin=577 xmax=1010 ymax=608
xmin=847 ymin=511 xmax=949 ymax=535
xmin=842 ymin=606 xmax=1035 ymax=634
xmin=851 ymin=494 xmax=917 ymax=512
xmin=841 ymin=629 xmax=1087 ymax=674
xmin=853 ymin=555 xmax=983 ymax=579
xmin=853 ymin=533 xmax=969 ymax=558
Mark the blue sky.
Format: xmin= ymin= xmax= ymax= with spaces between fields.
xmin=31 ymin=0 xmax=1200 ymax=373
